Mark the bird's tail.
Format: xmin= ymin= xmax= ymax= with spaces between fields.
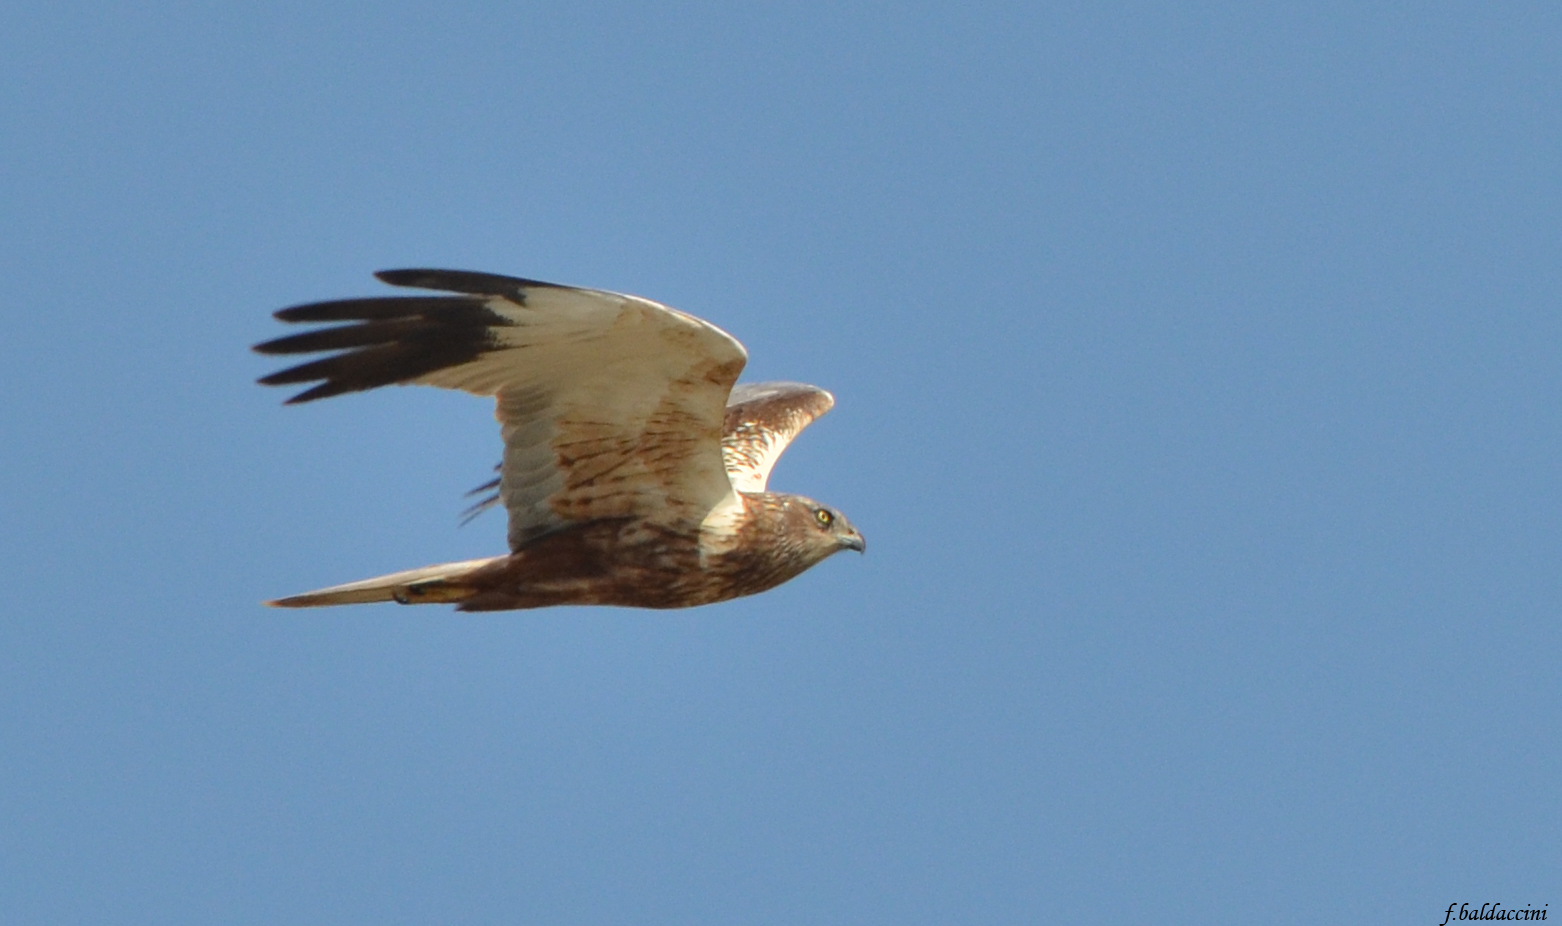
xmin=265 ymin=556 xmax=506 ymax=608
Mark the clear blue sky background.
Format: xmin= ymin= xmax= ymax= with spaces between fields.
xmin=2 ymin=2 xmax=1557 ymax=922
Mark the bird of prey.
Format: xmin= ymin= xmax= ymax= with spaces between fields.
xmin=255 ymin=269 xmax=864 ymax=611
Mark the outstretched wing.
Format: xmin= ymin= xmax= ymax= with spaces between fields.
xmin=461 ymin=379 xmax=838 ymax=517
xmin=256 ymin=269 xmax=748 ymax=550
xmin=459 ymin=379 xmax=836 ymax=515
xmin=720 ymin=381 xmax=835 ymax=492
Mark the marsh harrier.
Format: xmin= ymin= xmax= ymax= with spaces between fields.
xmin=256 ymin=269 xmax=863 ymax=611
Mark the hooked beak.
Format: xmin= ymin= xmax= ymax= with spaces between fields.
xmin=841 ymin=531 xmax=866 ymax=554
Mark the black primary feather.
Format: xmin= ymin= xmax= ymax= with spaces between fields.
xmin=255 ymin=296 xmax=512 ymax=404
xmin=374 ymin=268 xmax=568 ymax=299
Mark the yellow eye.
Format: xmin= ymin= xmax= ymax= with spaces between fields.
xmin=815 ymin=509 xmax=834 ymax=528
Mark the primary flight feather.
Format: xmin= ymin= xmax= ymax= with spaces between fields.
xmin=255 ymin=269 xmax=863 ymax=611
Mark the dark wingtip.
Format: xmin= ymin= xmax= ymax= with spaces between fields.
xmin=255 ymin=293 xmax=511 ymax=405
xmin=277 ymin=383 xmax=344 ymax=404
xmin=374 ymin=269 xmax=452 ymax=288
xmin=255 ymin=373 xmax=317 ymax=404
xmin=374 ymin=268 xmax=567 ymax=296
xmin=257 ymin=366 xmax=375 ymax=403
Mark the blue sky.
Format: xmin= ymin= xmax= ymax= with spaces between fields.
xmin=2 ymin=2 xmax=1558 ymax=922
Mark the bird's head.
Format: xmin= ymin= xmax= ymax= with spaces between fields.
xmin=783 ymin=495 xmax=865 ymax=561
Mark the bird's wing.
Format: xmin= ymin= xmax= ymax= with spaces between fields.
xmin=720 ymin=381 xmax=835 ymax=493
xmin=458 ymin=379 xmax=836 ymax=520
xmin=256 ymin=269 xmax=748 ymax=551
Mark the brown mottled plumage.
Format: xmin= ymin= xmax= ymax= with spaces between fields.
xmin=255 ymin=269 xmax=863 ymax=611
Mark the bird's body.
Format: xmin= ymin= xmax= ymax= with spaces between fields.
xmin=374 ymin=493 xmax=839 ymax=611
xmin=255 ymin=269 xmax=863 ymax=611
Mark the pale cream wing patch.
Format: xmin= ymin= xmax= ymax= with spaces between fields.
xmin=414 ymin=282 xmax=748 ymax=551
xmin=721 ymin=381 xmax=835 ymax=493
xmin=255 ymin=269 xmax=748 ymax=552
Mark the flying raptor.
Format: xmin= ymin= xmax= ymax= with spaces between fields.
xmin=255 ymin=269 xmax=864 ymax=611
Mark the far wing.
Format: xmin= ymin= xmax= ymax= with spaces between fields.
xmin=256 ymin=269 xmax=748 ymax=550
xmin=721 ymin=381 xmax=835 ymax=493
